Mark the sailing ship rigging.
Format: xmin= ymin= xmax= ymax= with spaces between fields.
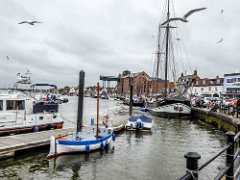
xmin=148 ymin=0 xmax=198 ymax=117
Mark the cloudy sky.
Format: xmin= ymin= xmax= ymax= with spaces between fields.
xmin=0 ymin=0 xmax=239 ymax=88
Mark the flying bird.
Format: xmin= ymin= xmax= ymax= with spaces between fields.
xmin=17 ymin=73 xmax=21 ymax=76
xmin=216 ymin=38 xmax=223 ymax=44
xmin=176 ymin=38 xmax=181 ymax=41
xmin=6 ymin=56 xmax=9 ymax=60
xmin=221 ymin=9 xmax=224 ymax=14
xmin=18 ymin=21 xmax=42 ymax=25
xmin=161 ymin=7 xmax=207 ymax=25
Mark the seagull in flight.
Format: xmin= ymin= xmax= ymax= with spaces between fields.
xmin=18 ymin=21 xmax=42 ymax=25
xmin=221 ymin=9 xmax=224 ymax=14
xmin=216 ymin=38 xmax=223 ymax=44
xmin=161 ymin=7 xmax=207 ymax=26
xmin=6 ymin=56 xmax=9 ymax=60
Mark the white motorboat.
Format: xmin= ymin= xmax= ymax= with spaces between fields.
xmin=0 ymin=90 xmax=66 ymax=136
xmin=125 ymin=114 xmax=153 ymax=131
xmin=0 ymin=72 xmax=67 ymax=135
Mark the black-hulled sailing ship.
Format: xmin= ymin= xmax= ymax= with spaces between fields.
xmin=148 ymin=0 xmax=197 ymax=117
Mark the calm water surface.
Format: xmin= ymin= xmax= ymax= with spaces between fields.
xmin=0 ymin=97 xmax=226 ymax=180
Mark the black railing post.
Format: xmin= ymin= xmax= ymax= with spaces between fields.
xmin=226 ymin=131 xmax=235 ymax=180
xmin=184 ymin=152 xmax=201 ymax=180
xmin=237 ymin=123 xmax=240 ymax=150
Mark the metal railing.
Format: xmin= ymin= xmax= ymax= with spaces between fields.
xmin=179 ymin=123 xmax=240 ymax=180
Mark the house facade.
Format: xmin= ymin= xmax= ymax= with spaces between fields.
xmin=223 ymin=73 xmax=240 ymax=97
xmin=189 ymin=76 xmax=224 ymax=97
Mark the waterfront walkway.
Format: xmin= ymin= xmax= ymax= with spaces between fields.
xmin=0 ymin=128 xmax=74 ymax=159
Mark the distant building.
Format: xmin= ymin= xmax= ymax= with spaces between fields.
xmin=223 ymin=73 xmax=240 ymax=97
xmin=189 ymin=75 xmax=224 ymax=97
xmin=117 ymin=70 xmax=174 ymax=96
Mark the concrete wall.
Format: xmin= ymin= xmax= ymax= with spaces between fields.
xmin=192 ymin=107 xmax=239 ymax=132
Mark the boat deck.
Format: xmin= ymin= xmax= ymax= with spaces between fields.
xmin=0 ymin=128 xmax=74 ymax=160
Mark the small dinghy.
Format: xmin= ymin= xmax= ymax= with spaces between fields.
xmin=46 ymin=71 xmax=115 ymax=159
xmin=47 ymin=126 xmax=115 ymax=159
xmin=125 ymin=114 xmax=153 ymax=131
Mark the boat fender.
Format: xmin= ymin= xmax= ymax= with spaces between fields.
xmin=86 ymin=144 xmax=90 ymax=153
xmin=112 ymin=133 xmax=116 ymax=141
xmin=33 ymin=126 xmax=39 ymax=132
xmin=136 ymin=122 xmax=141 ymax=129
xmin=105 ymin=142 xmax=109 ymax=149
xmin=141 ymin=122 xmax=144 ymax=128
xmin=101 ymin=141 xmax=104 ymax=150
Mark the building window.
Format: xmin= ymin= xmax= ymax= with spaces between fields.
xmin=201 ymin=88 xmax=204 ymax=91
xmin=6 ymin=100 xmax=25 ymax=110
xmin=238 ymin=78 xmax=240 ymax=82
xmin=0 ymin=100 xmax=3 ymax=111
xmin=196 ymin=81 xmax=199 ymax=85
xmin=203 ymin=80 xmax=206 ymax=85
xmin=209 ymin=87 xmax=211 ymax=91
xmin=227 ymin=78 xmax=237 ymax=83
xmin=217 ymin=79 xmax=220 ymax=84
xmin=215 ymin=87 xmax=218 ymax=91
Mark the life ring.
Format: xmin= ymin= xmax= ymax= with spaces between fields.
xmin=102 ymin=115 xmax=109 ymax=126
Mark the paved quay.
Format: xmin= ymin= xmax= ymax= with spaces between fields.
xmin=0 ymin=128 xmax=75 ymax=159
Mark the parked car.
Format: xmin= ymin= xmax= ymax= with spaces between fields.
xmin=222 ymin=97 xmax=233 ymax=107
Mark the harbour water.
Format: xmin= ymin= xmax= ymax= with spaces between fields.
xmin=0 ymin=97 xmax=226 ymax=180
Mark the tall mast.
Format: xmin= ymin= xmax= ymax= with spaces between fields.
xmin=156 ymin=25 xmax=161 ymax=78
xmin=164 ymin=0 xmax=170 ymax=99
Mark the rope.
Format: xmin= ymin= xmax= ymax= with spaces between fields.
xmin=61 ymin=116 xmax=77 ymax=125
xmin=186 ymin=169 xmax=199 ymax=180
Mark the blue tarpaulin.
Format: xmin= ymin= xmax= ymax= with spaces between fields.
xmin=129 ymin=114 xmax=153 ymax=123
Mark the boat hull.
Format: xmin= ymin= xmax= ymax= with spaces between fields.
xmin=0 ymin=122 xmax=64 ymax=136
xmin=149 ymin=102 xmax=191 ymax=118
xmin=47 ymin=132 xmax=115 ymax=159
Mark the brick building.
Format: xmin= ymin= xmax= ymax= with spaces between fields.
xmin=117 ymin=70 xmax=174 ymax=97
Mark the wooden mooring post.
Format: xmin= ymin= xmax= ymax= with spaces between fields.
xmin=179 ymin=122 xmax=240 ymax=180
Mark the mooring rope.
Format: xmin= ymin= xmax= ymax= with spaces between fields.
xmin=186 ymin=169 xmax=199 ymax=180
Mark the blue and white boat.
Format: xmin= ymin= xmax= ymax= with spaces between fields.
xmin=47 ymin=73 xmax=115 ymax=159
xmin=125 ymin=114 xmax=153 ymax=131
xmin=46 ymin=126 xmax=115 ymax=159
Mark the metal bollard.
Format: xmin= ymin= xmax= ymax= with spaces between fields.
xmin=226 ymin=131 xmax=235 ymax=180
xmin=184 ymin=152 xmax=201 ymax=180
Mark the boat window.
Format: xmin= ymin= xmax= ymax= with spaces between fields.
xmin=39 ymin=116 xmax=43 ymax=120
xmin=53 ymin=115 xmax=57 ymax=119
xmin=0 ymin=100 xmax=3 ymax=111
xmin=6 ymin=100 xmax=25 ymax=110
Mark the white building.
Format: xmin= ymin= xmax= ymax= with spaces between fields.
xmin=189 ymin=76 xmax=224 ymax=97
xmin=223 ymin=73 xmax=240 ymax=97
